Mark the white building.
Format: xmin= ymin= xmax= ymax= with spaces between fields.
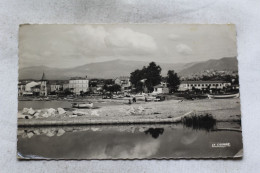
xmin=152 ymin=82 xmax=169 ymax=95
xmin=178 ymin=81 xmax=231 ymax=91
xmin=50 ymin=84 xmax=62 ymax=92
xmin=69 ymin=77 xmax=89 ymax=95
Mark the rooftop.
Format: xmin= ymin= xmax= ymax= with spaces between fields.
xmin=70 ymin=77 xmax=87 ymax=80
xmin=41 ymin=72 xmax=47 ymax=81
xmin=154 ymin=84 xmax=168 ymax=88
xmin=181 ymin=80 xmax=229 ymax=84
xmin=115 ymin=76 xmax=130 ymax=80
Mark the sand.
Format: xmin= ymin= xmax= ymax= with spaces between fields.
xmin=18 ymin=98 xmax=241 ymax=126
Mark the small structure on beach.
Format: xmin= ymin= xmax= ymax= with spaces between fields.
xmin=152 ymin=83 xmax=169 ymax=94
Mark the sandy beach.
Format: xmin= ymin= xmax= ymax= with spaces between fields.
xmin=18 ymin=98 xmax=241 ymax=126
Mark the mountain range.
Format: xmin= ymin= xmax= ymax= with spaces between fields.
xmin=19 ymin=57 xmax=238 ymax=80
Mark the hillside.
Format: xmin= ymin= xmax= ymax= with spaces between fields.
xmin=19 ymin=57 xmax=238 ymax=80
xmin=19 ymin=59 xmax=188 ymax=80
xmin=179 ymin=57 xmax=238 ymax=76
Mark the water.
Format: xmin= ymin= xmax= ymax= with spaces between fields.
xmin=17 ymin=123 xmax=242 ymax=159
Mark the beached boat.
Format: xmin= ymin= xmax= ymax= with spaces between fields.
xmin=72 ymin=102 xmax=93 ymax=108
xmin=207 ymin=93 xmax=239 ymax=99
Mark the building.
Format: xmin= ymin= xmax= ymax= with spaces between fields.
xmin=178 ymin=81 xmax=231 ymax=91
xmin=40 ymin=72 xmax=48 ymax=96
xmin=114 ymin=76 xmax=131 ymax=91
xmin=18 ymin=81 xmax=26 ymax=96
xmin=21 ymin=81 xmax=40 ymax=96
xmin=17 ymin=73 xmax=48 ymax=96
xmin=50 ymin=84 xmax=62 ymax=92
xmin=152 ymin=82 xmax=169 ymax=94
xmin=62 ymin=82 xmax=69 ymax=90
xmin=69 ymin=76 xmax=89 ymax=95
xmin=49 ymin=81 xmax=66 ymax=93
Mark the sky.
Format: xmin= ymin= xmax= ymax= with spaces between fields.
xmin=19 ymin=24 xmax=237 ymax=69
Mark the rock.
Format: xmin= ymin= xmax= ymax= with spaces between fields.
xmin=138 ymin=127 xmax=145 ymax=132
xmin=27 ymin=132 xmax=34 ymax=138
xmin=57 ymin=108 xmax=66 ymax=115
xmin=22 ymin=108 xmax=29 ymax=114
xmin=69 ymin=114 xmax=77 ymax=118
xmin=36 ymin=110 xmax=41 ymax=113
xmin=91 ymin=110 xmax=99 ymax=116
xmin=41 ymin=129 xmax=48 ymax=134
xmin=128 ymin=107 xmax=135 ymax=115
xmin=41 ymin=113 xmax=50 ymax=118
xmin=28 ymin=108 xmax=36 ymax=115
xmin=57 ymin=129 xmax=66 ymax=136
xmin=46 ymin=130 xmax=55 ymax=137
xmin=47 ymin=108 xmax=56 ymax=116
xmin=91 ymin=127 xmax=100 ymax=131
xmin=34 ymin=112 xmax=40 ymax=118
xmin=25 ymin=115 xmax=33 ymax=119
xmin=21 ymin=133 xmax=27 ymax=139
xmin=138 ymin=106 xmax=145 ymax=114
xmin=18 ymin=113 xmax=26 ymax=119
xmin=33 ymin=130 xmax=40 ymax=135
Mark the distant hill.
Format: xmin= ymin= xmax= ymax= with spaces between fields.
xmin=19 ymin=57 xmax=238 ymax=80
xmin=179 ymin=57 xmax=238 ymax=76
xmin=18 ymin=59 xmax=190 ymax=80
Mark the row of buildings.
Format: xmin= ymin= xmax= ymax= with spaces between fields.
xmin=18 ymin=73 xmax=90 ymax=96
xmin=18 ymin=73 xmax=131 ymax=96
xmin=18 ymin=73 xmax=237 ymax=97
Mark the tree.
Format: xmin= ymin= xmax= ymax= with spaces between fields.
xmin=103 ymin=84 xmax=121 ymax=93
xmin=130 ymin=69 xmax=144 ymax=92
xmin=104 ymin=79 xmax=114 ymax=85
xmin=103 ymin=84 xmax=109 ymax=91
xmin=63 ymin=88 xmax=73 ymax=96
xmin=110 ymin=84 xmax=121 ymax=93
xmin=80 ymin=90 xmax=84 ymax=97
xmin=144 ymin=62 xmax=162 ymax=92
xmin=166 ymin=70 xmax=180 ymax=93
xmin=130 ymin=62 xmax=162 ymax=93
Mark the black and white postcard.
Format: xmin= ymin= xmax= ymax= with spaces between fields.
xmin=17 ymin=24 xmax=242 ymax=159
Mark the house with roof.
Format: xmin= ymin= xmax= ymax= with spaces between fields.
xmin=178 ymin=81 xmax=231 ymax=91
xmin=152 ymin=82 xmax=169 ymax=94
xmin=114 ymin=76 xmax=131 ymax=91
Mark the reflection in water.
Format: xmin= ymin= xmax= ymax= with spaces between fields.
xmin=17 ymin=123 xmax=242 ymax=159
xmin=144 ymin=128 xmax=164 ymax=139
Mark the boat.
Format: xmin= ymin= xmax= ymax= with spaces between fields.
xmin=207 ymin=93 xmax=239 ymax=99
xmin=72 ymin=102 xmax=94 ymax=108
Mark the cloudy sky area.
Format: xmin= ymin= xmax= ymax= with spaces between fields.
xmin=19 ymin=24 xmax=237 ymax=68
